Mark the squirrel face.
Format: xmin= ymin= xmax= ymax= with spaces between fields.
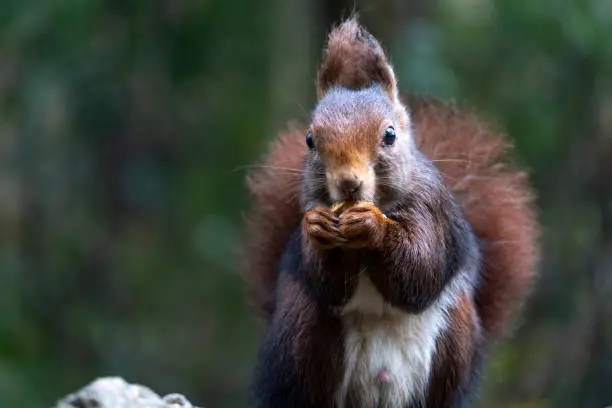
xmin=299 ymin=18 xmax=416 ymax=211
xmin=302 ymin=85 xmax=415 ymax=208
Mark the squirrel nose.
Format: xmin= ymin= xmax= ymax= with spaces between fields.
xmin=337 ymin=177 xmax=363 ymax=197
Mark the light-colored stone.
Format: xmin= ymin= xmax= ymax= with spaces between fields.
xmin=54 ymin=377 xmax=201 ymax=408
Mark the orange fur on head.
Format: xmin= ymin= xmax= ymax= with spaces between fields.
xmin=310 ymin=103 xmax=385 ymax=202
xmin=311 ymin=111 xmax=380 ymax=167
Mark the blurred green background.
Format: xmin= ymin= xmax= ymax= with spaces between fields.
xmin=1 ymin=0 xmax=611 ymax=407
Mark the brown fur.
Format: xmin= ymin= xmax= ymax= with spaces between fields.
xmin=243 ymin=96 xmax=538 ymax=340
xmin=409 ymin=97 xmax=540 ymax=340
xmin=317 ymin=19 xmax=397 ymax=100
xmin=427 ymin=293 xmax=481 ymax=406
xmin=313 ymin=115 xmax=381 ymax=169
xmin=243 ymin=19 xmax=538 ymax=342
xmin=243 ymin=127 xmax=307 ymax=317
xmin=316 ymin=19 xmax=409 ymax=129
xmin=247 ymin=19 xmax=539 ymax=408
xmin=277 ymin=273 xmax=345 ymax=407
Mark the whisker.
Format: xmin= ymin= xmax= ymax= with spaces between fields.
xmin=430 ymin=159 xmax=473 ymax=164
xmin=232 ymin=164 xmax=314 ymax=174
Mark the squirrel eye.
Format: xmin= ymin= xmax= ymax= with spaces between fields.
xmin=306 ymin=132 xmax=315 ymax=150
xmin=383 ymin=126 xmax=396 ymax=146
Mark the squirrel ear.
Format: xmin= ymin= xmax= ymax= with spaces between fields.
xmin=317 ymin=18 xmax=398 ymax=100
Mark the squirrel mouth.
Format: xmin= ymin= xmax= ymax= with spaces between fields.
xmin=328 ymin=186 xmax=374 ymax=204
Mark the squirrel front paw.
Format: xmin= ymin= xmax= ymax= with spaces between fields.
xmin=302 ymin=205 xmax=346 ymax=250
xmin=339 ymin=202 xmax=389 ymax=249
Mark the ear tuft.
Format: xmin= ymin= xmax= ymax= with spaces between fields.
xmin=317 ymin=18 xmax=397 ymax=99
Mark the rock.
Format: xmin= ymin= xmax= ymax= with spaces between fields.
xmin=54 ymin=377 xmax=202 ymax=408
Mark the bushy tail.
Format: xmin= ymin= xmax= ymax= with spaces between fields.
xmin=410 ymin=97 xmax=540 ymax=340
xmin=242 ymin=126 xmax=307 ymax=319
xmin=242 ymin=19 xmax=539 ymax=341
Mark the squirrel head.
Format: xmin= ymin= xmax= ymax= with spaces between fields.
xmin=302 ymin=18 xmax=416 ymax=209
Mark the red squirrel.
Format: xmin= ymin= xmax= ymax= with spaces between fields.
xmin=243 ymin=18 xmax=539 ymax=408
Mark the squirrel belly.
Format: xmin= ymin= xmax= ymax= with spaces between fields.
xmin=336 ymin=273 xmax=475 ymax=408
xmin=244 ymin=17 xmax=538 ymax=408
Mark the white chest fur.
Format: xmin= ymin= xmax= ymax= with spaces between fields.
xmin=335 ymin=274 xmax=450 ymax=408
